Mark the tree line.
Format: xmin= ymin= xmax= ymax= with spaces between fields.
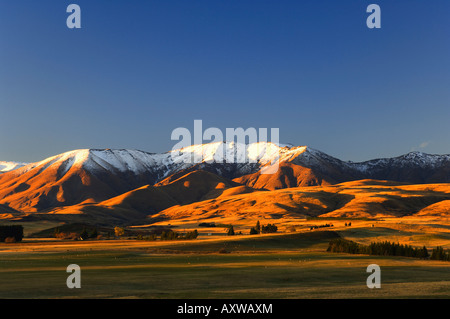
xmin=310 ymin=223 xmax=334 ymax=231
xmin=135 ymin=229 xmax=199 ymax=241
xmin=430 ymin=246 xmax=450 ymax=261
xmin=225 ymin=222 xmax=278 ymax=236
xmin=328 ymin=239 xmax=425 ymax=259
xmin=249 ymin=221 xmax=277 ymax=235
xmin=327 ymin=238 xmax=449 ymax=261
xmin=54 ymin=227 xmax=99 ymax=240
xmin=52 ymin=225 xmax=199 ymax=241
xmin=159 ymin=229 xmax=199 ymax=240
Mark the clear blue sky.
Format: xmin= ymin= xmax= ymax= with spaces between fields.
xmin=1 ymin=0 xmax=449 ymax=162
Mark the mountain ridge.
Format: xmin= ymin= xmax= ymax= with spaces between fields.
xmin=0 ymin=143 xmax=449 ymax=213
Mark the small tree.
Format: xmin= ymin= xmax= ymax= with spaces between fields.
xmin=114 ymin=226 xmax=125 ymax=238
xmin=227 ymin=225 xmax=235 ymax=236
xmin=250 ymin=227 xmax=258 ymax=235
xmin=256 ymin=221 xmax=261 ymax=234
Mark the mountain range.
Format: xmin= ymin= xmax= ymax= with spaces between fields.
xmin=0 ymin=142 xmax=449 ymax=224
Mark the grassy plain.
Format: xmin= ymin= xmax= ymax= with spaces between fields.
xmin=0 ymin=220 xmax=449 ymax=299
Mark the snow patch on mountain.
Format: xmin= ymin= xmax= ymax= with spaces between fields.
xmin=4 ymin=142 xmax=305 ymax=181
xmin=351 ymin=151 xmax=450 ymax=173
xmin=3 ymin=143 xmax=449 ymax=184
xmin=0 ymin=161 xmax=28 ymax=173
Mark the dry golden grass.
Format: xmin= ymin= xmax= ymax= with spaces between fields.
xmin=150 ymin=181 xmax=450 ymax=225
xmin=2 ymin=179 xmax=449 ymax=249
xmin=233 ymin=162 xmax=331 ymax=189
xmin=136 ymin=181 xmax=450 ymax=251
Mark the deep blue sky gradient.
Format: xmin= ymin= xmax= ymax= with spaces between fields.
xmin=1 ymin=0 xmax=449 ymax=162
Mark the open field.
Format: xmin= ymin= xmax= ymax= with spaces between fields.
xmin=0 ymin=223 xmax=449 ymax=299
xmin=0 ymin=246 xmax=448 ymax=299
xmin=1 ymin=206 xmax=449 ymax=300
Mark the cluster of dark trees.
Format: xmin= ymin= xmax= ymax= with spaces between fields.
xmin=183 ymin=230 xmax=199 ymax=240
xmin=136 ymin=234 xmax=157 ymax=241
xmin=79 ymin=228 xmax=98 ymax=240
xmin=226 ymin=225 xmax=243 ymax=236
xmin=365 ymin=241 xmax=429 ymax=258
xmin=430 ymin=246 xmax=450 ymax=261
xmin=198 ymin=222 xmax=216 ymax=227
xmin=327 ymin=238 xmax=362 ymax=254
xmin=0 ymin=225 xmax=24 ymax=242
xmin=160 ymin=230 xmax=179 ymax=240
xmin=310 ymin=223 xmax=334 ymax=231
xmin=249 ymin=221 xmax=278 ymax=234
xmin=54 ymin=227 xmax=99 ymax=240
xmin=261 ymin=223 xmax=278 ymax=233
xmin=249 ymin=221 xmax=261 ymax=234
xmin=327 ymin=238 xmax=431 ymax=259
xmin=160 ymin=229 xmax=199 ymax=241
xmin=52 ymin=225 xmax=200 ymax=241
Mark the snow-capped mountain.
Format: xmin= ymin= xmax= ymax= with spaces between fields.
xmin=0 ymin=142 xmax=449 ymax=212
xmin=7 ymin=142 xmax=307 ymax=184
xmin=0 ymin=143 xmax=297 ymax=212
xmin=351 ymin=151 xmax=450 ymax=173
xmin=348 ymin=151 xmax=450 ymax=183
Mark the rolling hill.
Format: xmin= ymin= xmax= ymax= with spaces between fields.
xmin=151 ymin=181 xmax=450 ymax=224
xmin=0 ymin=143 xmax=449 ymax=222
xmin=31 ymin=170 xmax=244 ymax=225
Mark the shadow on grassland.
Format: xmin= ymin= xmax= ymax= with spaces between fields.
xmin=152 ymin=231 xmax=341 ymax=253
